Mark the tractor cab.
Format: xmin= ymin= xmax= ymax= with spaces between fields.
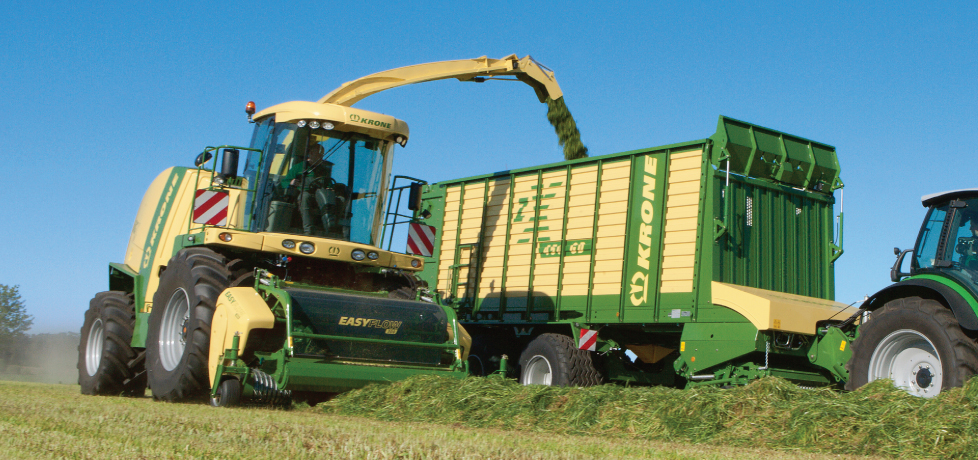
xmin=239 ymin=101 xmax=409 ymax=247
xmin=896 ymin=189 xmax=978 ymax=294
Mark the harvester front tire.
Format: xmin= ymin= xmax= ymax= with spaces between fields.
xmin=78 ymin=291 xmax=146 ymax=396
xmin=845 ymin=297 xmax=978 ymax=397
xmin=518 ymin=333 xmax=603 ymax=387
xmin=147 ymin=248 xmax=231 ymax=402
xmin=210 ymin=378 xmax=242 ymax=407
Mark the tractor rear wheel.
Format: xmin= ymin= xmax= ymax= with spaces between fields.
xmin=518 ymin=333 xmax=603 ymax=387
xmin=147 ymin=248 xmax=231 ymax=402
xmin=77 ymin=291 xmax=146 ymax=396
xmin=846 ymin=297 xmax=978 ymax=397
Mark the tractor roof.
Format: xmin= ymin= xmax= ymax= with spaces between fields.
xmin=921 ymin=188 xmax=978 ymax=207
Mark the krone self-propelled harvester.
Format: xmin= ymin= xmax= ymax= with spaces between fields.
xmin=77 ymin=55 xmax=571 ymax=406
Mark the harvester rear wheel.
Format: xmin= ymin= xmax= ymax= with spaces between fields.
xmin=147 ymin=248 xmax=231 ymax=402
xmin=518 ymin=333 xmax=603 ymax=387
xmin=210 ymin=378 xmax=242 ymax=407
xmin=77 ymin=291 xmax=146 ymax=396
xmin=846 ymin=297 xmax=978 ymax=397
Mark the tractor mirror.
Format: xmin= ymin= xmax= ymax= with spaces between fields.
xmin=408 ymin=182 xmax=423 ymax=211
xmin=890 ymin=248 xmax=914 ymax=282
xmin=194 ymin=151 xmax=213 ymax=168
xmin=222 ymin=149 xmax=240 ymax=179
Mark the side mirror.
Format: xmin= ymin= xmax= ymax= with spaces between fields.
xmin=408 ymin=182 xmax=423 ymax=211
xmin=221 ymin=149 xmax=240 ymax=178
xmin=891 ymin=248 xmax=914 ymax=282
xmin=195 ymin=151 xmax=213 ymax=168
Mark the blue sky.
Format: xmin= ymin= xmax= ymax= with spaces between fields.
xmin=2 ymin=1 xmax=976 ymax=333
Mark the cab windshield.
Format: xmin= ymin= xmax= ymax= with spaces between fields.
xmin=914 ymin=197 xmax=978 ymax=290
xmin=245 ymin=119 xmax=390 ymax=245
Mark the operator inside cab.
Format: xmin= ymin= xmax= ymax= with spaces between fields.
xmin=281 ymin=136 xmax=347 ymax=237
xmin=954 ymin=210 xmax=978 ymax=276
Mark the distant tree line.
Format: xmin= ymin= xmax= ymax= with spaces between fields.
xmin=0 ymin=284 xmax=33 ymax=367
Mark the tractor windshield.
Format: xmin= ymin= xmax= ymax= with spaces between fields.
xmin=245 ymin=118 xmax=391 ymax=245
xmin=914 ymin=197 xmax=978 ymax=291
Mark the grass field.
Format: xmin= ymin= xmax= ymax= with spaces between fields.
xmin=0 ymin=380 xmax=880 ymax=460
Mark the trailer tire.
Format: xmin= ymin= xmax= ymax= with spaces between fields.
xmin=518 ymin=333 xmax=603 ymax=387
xmin=147 ymin=248 xmax=231 ymax=402
xmin=846 ymin=297 xmax=978 ymax=397
xmin=78 ymin=291 xmax=146 ymax=396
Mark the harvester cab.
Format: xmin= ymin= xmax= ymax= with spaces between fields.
xmin=848 ymin=189 xmax=978 ymax=397
xmin=233 ymin=101 xmax=408 ymax=245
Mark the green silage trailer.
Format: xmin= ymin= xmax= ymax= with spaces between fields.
xmin=414 ymin=116 xmax=857 ymax=388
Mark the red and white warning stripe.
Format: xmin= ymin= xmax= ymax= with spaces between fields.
xmin=193 ymin=190 xmax=229 ymax=226
xmin=406 ymin=223 xmax=436 ymax=257
xmin=578 ymin=328 xmax=597 ymax=351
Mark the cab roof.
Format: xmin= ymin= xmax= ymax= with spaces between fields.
xmin=253 ymin=101 xmax=409 ymax=142
xmin=921 ymin=188 xmax=978 ymax=207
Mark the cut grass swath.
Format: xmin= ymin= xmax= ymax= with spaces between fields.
xmin=324 ymin=375 xmax=978 ymax=459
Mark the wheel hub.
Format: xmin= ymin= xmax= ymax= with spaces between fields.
xmin=522 ymin=355 xmax=553 ymax=385
xmin=180 ymin=317 xmax=189 ymax=343
xmin=914 ymin=365 xmax=934 ymax=389
xmin=159 ymin=287 xmax=191 ymax=372
xmin=85 ymin=318 xmax=104 ymax=376
xmin=867 ymin=329 xmax=943 ymax=398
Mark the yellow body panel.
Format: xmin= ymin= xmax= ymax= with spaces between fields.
xmin=123 ymin=168 xmax=178 ymax=274
xmin=437 ymin=157 xmax=639 ymax=305
xmin=711 ymin=281 xmax=849 ymax=335
xmin=208 ymin=287 xmax=276 ymax=387
xmin=660 ymin=148 xmax=703 ymax=293
xmin=128 ymin=169 xmax=212 ymax=312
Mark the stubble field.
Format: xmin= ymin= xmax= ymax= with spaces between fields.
xmin=3 ymin=376 xmax=955 ymax=459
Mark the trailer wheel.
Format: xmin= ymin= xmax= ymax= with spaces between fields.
xmin=846 ymin=297 xmax=978 ymax=397
xmin=77 ymin=291 xmax=146 ymax=396
xmin=518 ymin=333 xmax=603 ymax=387
xmin=147 ymin=248 xmax=231 ymax=402
xmin=210 ymin=378 xmax=242 ymax=407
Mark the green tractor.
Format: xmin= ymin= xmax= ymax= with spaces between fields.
xmin=847 ymin=189 xmax=978 ymax=397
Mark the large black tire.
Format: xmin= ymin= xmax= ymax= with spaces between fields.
xmin=77 ymin=291 xmax=146 ymax=396
xmin=518 ymin=333 xmax=603 ymax=387
xmin=146 ymin=248 xmax=231 ymax=402
xmin=846 ymin=297 xmax=978 ymax=397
